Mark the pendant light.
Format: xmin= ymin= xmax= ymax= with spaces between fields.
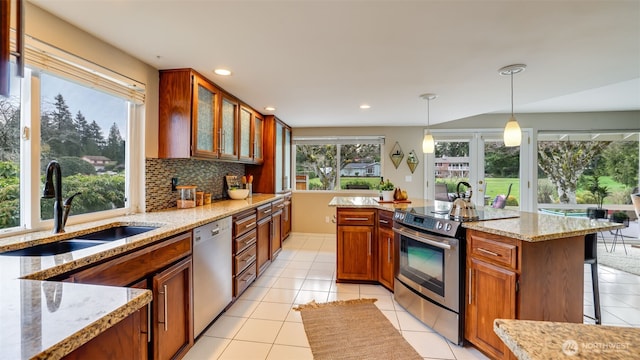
xmin=498 ymin=64 xmax=526 ymax=147
xmin=420 ymin=93 xmax=437 ymax=153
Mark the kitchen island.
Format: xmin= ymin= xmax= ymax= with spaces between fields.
xmin=0 ymin=194 xmax=283 ymax=359
xmin=494 ymin=318 xmax=640 ymax=359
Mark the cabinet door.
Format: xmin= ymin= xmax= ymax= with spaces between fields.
xmin=337 ymin=225 xmax=375 ymax=281
xmin=192 ymin=76 xmax=219 ymax=158
xmin=271 ymin=210 xmax=282 ymax=259
xmin=275 ymin=121 xmax=283 ymax=192
xmin=219 ymin=94 xmax=238 ymax=160
xmin=256 ymin=217 xmax=271 ymax=275
xmin=153 ymin=257 xmax=193 ymax=360
xmin=283 ymin=126 xmax=291 ymax=190
xmin=253 ymin=112 xmax=264 ymax=163
xmin=377 ymin=225 xmax=394 ymax=291
xmin=465 ymin=257 xmax=516 ymax=360
xmin=282 ymin=196 xmax=292 ymax=240
xmin=239 ymin=105 xmax=253 ymax=162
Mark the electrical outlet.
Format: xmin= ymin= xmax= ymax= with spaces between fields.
xmin=171 ymin=177 xmax=178 ymax=191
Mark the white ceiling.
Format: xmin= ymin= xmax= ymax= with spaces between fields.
xmin=29 ymin=0 xmax=640 ymax=128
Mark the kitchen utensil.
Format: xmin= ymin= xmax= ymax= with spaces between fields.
xmin=449 ymin=181 xmax=478 ymax=221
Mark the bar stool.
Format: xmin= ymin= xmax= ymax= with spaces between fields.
xmin=584 ymin=233 xmax=601 ymax=324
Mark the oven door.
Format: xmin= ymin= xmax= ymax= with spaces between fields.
xmin=393 ymin=225 xmax=460 ymax=312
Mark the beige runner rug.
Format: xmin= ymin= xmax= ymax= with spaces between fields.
xmin=294 ymin=298 xmax=422 ymax=360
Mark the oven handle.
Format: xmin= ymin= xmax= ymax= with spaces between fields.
xmin=392 ymin=227 xmax=452 ymax=250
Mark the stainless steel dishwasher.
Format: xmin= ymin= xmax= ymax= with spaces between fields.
xmin=193 ymin=216 xmax=232 ymax=337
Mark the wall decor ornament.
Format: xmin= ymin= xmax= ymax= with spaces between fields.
xmin=407 ymin=150 xmax=419 ymax=173
xmin=389 ymin=141 xmax=404 ymax=169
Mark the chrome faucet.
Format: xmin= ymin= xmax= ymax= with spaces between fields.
xmin=42 ymin=160 xmax=82 ymax=233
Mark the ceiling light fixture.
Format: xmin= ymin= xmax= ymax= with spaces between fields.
xmin=420 ymin=93 xmax=437 ymax=154
xmin=360 ymin=104 xmax=371 ymax=109
xmin=498 ymin=64 xmax=526 ymax=147
xmin=264 ymin=106 xmax=276 ymax=111
xmin=214 ymin=68 xmax=231 ymax=76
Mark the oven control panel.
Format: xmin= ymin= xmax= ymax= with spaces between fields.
xmin=394 ymin=210 xmax=462 ymax=237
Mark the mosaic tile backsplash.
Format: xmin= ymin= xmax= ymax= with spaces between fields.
xmin=145 ymin=158 xmax=244 ymax=212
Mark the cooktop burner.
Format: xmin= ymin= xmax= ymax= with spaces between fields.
xmin=393 ymin=206 xmax=520 ymax=238
xmin=405 ymin=206 xmax=520 ymax=222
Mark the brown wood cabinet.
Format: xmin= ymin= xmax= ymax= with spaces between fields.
xmin=336 ymin=208 xmax=376 ymax=282
xmin=61 ymin=231 xmax=193 ymax=360
xmin=62 ymin=311 xmax=143 ymax=360
xmin=465 ymin=230 xmax=584 ymax=360
xmin=158 ymin=68 xmax=263 ymax=164
xmin=271 ymin=199 xmax=283 ymax=259
xmin=256 ymin=203 xmax=272 ymax=275
xmin=282 ymin=194 xmax=292 ymax=241
xmin=153 ymin=257 xmax=193 ymax=360
xmin=377 ymin=210 xmax=394 ymax=291
xmin=247 ymin=115 xmax=292 ymax=194
xmin=233 ymin=209 xmax=258 ymax=297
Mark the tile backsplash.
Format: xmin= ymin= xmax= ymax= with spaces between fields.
xmin=145 ymin=158 xmax=244 ymax=212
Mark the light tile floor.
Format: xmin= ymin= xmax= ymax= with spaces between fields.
xmin=185 ymin=232 xmax=640 ymax=360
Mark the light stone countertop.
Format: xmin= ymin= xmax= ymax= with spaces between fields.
xmin=329 ymin=196 xmax=623 ymax=242
xmin=494 ymin=319 xmax=640 ymax=359
xmin=0 ymin=193 xmax=282 ymax=360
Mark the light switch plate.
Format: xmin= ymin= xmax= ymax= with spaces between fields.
xmin=405 ymin=175 xmax=412 ymax=182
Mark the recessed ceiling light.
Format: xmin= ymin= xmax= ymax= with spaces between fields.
xmin=264 ymin=106 xmax=276 ymax=111
xmin=214 ymin=68 xmax=231 ymax=76
xmin=360 ymin=104 xmax=371 ymax=109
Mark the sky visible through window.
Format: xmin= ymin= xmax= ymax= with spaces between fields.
xmin=41 ymin=72 xmax=128 ymax=140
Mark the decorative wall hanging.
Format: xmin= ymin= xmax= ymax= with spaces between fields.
xmin=389 ymin=142 xmax=404 ymax=169
xmin=406 ymin=150 xmax=419 ymax=174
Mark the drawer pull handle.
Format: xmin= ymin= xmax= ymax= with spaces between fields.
xmin=379 ymin=219 xmax=389 ymax=224
xmin=345 ymin=217 xmax=369 ymax=221
xmin=244 ymin=221 xmax=256 ymax=228
xmin=243 ymin=237 xmax=257 ymax=246
xmin=242 ymin=254 xmax=256 ymax=264
xmin=263 ymin=209 xmax=271 ymax=214
xmin=477 ymin=248 xmax=500 ymax=257
xmin=159 ymin=284 xmax=168 ymax=331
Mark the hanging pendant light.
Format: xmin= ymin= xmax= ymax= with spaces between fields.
xmin=420 ymin=93 xmax=437 ymax=153
xmin=498 ymin=64 xmax=526 ymax=147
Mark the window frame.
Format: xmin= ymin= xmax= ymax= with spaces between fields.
xmin=293 ymin=136 xmax=385 ymax=192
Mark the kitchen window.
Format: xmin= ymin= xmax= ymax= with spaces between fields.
xmin=0 ymin=37 xmax=145 ymax=234
xmin=537 ymin=130 xmax=639 ymax=214
xmin=293 ymin=136 xmax=384 ymax=191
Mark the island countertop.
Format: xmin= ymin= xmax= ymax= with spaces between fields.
xmin=0 ymin=193 xmax=283 ymax=359
xmin=328 ymin=196 xmax=623 ymax=242
xmin=494 ymin=318 xmax=640 ymax=359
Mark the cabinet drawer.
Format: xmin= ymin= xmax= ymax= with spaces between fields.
xmin=256 ymin=203 xmax=272 ymax=221
xmin=235 ymin=261 xmax=257 ymax=296
xmin=337 ymin=210 xmax=375 ymax=226
xmin=378 ymin=210 xmax=393 ymax=229
xmin=234 ymin=213 xmax=257 ymax=236
xmin=469 ymin=233 xmax=518 ymax=270
xmin=70 ymin=232 xmax=192 ymax=286
xmin=235 ymin=243 xmax=257 ymax=274
xmin=235 ymin=228 xmax=257 ymax=254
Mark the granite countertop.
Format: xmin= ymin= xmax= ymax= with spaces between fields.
xmin=0 ymin=193 xmax=281 ymax=360
xmin=494 ymin=318 xmax=640 ymax=359
xmin=329 ymin=196 xmax=623 ymax=242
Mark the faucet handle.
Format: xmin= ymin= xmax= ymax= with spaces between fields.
xmin=64 ymin=192 xmax=82 ymax=206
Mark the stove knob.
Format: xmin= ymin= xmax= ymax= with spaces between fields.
xmin=445 ymin=223 xmax=452 ymax=232
xmin=436 ymin=221 xmax=443 ymax=230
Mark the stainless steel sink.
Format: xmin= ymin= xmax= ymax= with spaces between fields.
xmin=74 ymin=225 xmax=158 ymax=241
xmin=1 ymin=239 xmax=109 ymax=256
xmin=0 ymin=225 xmax=158 ymax=257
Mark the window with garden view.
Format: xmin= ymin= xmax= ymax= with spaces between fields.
xmin=294 ymin=137 xmax=383 ymax=191
xmin=537 ymin=131 xmax=639 ymax=216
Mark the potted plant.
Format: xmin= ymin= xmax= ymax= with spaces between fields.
xmin=380 ymin=180 xmax=395 ymax=201
xmin=611 ymin=211 xmax=629 ymax=225
xmin=586 ymin=175 xmax=609 ymax=219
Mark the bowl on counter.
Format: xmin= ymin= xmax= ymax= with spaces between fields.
xmin=228 ymin=189 xmax=249 ymax=200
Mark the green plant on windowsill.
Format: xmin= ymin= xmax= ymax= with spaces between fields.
xmin=380 ymin=180 xmax=395 ymax=191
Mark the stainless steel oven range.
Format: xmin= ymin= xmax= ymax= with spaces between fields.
xmin=393 ymin=206 xmax=519 ymax=345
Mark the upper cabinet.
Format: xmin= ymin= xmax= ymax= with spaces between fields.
xmin=158 ymin=68 xmax=263 ymax=164
xmin=253 ymin=112 xmax=264 ymax=164
xmin=247 ymin=115 xmax=292 ymax=194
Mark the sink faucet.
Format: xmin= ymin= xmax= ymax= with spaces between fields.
xmin=42 ymin=160 xmax=82 ymax=233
